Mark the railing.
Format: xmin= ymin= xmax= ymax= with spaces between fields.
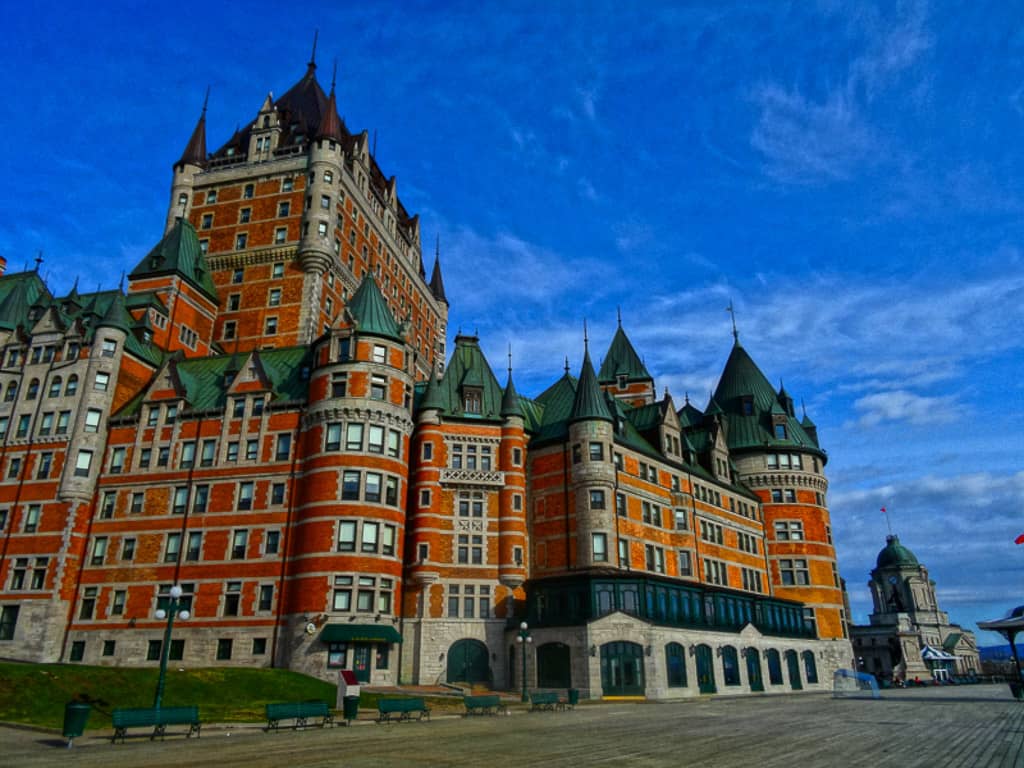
xmin=439 ymin=468 xmax=506 ymax=486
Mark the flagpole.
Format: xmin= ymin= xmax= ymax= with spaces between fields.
xmin=881 ymin=506 xmax=892 ymax=536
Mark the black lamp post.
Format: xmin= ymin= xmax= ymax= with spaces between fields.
xmin=153 ymin=585 xmax=189 ymax=709
xmin=515 ymin=621 xmax=532 ymax=702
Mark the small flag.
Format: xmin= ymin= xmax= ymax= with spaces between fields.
xmin=1015 ymin=533 xmax=1024 ymax=545
xmin=880 ymin=507 xmax=886 ymax=513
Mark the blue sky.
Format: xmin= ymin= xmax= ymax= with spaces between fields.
xmin=2 ymin=1 xmax=1022 ymax=641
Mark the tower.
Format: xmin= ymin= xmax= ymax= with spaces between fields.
xmin=166 ymin=96 xmax=208 ymax=235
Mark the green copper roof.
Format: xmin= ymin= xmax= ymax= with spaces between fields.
xmin=96 ymin=292 xmax=134 ymax=333
xmin=876 ymin=535 xmax=919 ymax=569
xmin=569 ymin=348 xmax=613 ymax=424
xmin=501 ymin=373 xmax=523 ymax=418
xmin=347 ymin=274 xmax=404 ymax=342
xmin=598 ymin=324 xmax=653 ymax=383
xmin=418 ymin=372 xmax=445 ymax=411
xmin=0 ymin=272 xmax=48 ymax=331
xmin=712 ymin=341 xmax=824 ymax=459
xmin=129 ymin=218 xmax=218 ymax=303
xmin=425 ymin=335 xmax=504 ymax=420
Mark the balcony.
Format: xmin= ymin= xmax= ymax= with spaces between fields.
xmin=439 ymin=468 xmax=506 ymax=487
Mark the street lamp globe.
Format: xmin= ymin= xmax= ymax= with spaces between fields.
xmin=155 ymin=608 xmax=167 ymax=620
xmin=169 ymin=585 xmax=183 ymax=600
xmin=520 ymin=621 xmax=528 ymax=631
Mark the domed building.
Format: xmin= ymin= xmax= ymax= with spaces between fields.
xmin=849 ymin=534 xmax=980 ymax=683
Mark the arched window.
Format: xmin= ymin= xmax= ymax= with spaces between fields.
xmin=26 ymin=378 xmax=39 ymax=400
xmin=65 ymin=375 xmax=78 ymax=396
xmin=722 ymin=645 xmax=741 ymax=686
xmin=3 ymin=382 xmax=17 ymax=402
xmin=802 ymin=651 xmax=818 ymax=684
xmin=48 ymin=376 xmax=62 ymax=398
xmin=766 ymin=648 xmax=783 ymax=685
xmin=665 ymin=642 xmax=687 ymax=687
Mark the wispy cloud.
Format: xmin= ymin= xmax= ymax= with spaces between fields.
xmin=749 ymin=1 xmax=931 ymax=184
xmin=850 ymin=389 xmax=959 ymax=428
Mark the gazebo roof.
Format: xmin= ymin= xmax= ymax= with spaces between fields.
xmin=978 ymin=604 xmax=1024 ymax=637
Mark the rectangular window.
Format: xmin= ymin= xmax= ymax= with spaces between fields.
xmin=75 ymin=449 xmax=93 ymax=477
xmin=268 ymin=288 xmax=281 ymax=307
xmin=216 ymin=639 xmax=233 ymax=660
xmin=372 ymin=344 xmax=387 ymax=364
xmin=100 ymin=491 xmax=116 ymax=519
xmin=180 ymin=441 xmax=195 ymax=468
xmin=275 ymin=433 xmax=291 ymax=461
xmin=588 ymin=441 xmax=603 ymax=461
xmin=265 ymin=317 xmax=277 ymax=335
xmin=36 ymin=452 xmax=52 ymax=479
xmin=345 ymin=423 xmax=364 ymax=451
xmin=158 ymin=446 xmax=169 ymax=466
xmin=364 ymin=472 xmax=382 ymax=503
xmin=122 ymin=537 xmax=136 ymax=561
xmin=338 ymin=521 xmax=356 ymax=552
xmin=186 ymin=531 xmax=202 ymax=561
xmin=0 ymin=605 xmax=18 ymax=640
xmin=331 ymin=372 xmax=347 ymax=397
xmin=779 ymin=558 xmax=810 ymax=586
xmin=385 ymin=476 xmax=399 ymax=506
xmin=592 ymin=533 xmax=608 ymax=562
xmin=94 ymin=371 xmax=110 ymax=391
xmin=258 ymin=584 xmax=274 ymax=612
xmin=325 ymin=423 xmax=342 ymax=451
xmin=387 ymin=430 xmax=401 ymax=458
xmin=341 ymin=471 xmax=360 ymax=500
xmin=239 ymin=207 xmax=251 ymax=223
xmin=370 ymin=374 xmax=387 ymax=400
xmin=224 ymin=582 xmax=241 ymax=616
xmin=271 ymin=483 xmax=285 ymax=505
xmin=361 ymin=521 xmax=379 ymax=553
xmin=84 ymin=408 xmax=102 ymax=432
xmin=164 ymin=532 xmax=181 ymax=563
xmin=7 ymin=457 xmax=20 ymax=479
xmin=15 ymin=414 xmax=29 ymax=438
xmin=774 ymin=521 xmax=804 ymax=541
xmin=589 ymin=489 xmax=606 ymax=509
xmin=90 ymin=537 xmax=107 ymax=566
xmin=231 ymin=530 xmax=249 ymax=559
xmin=265 ymin=529 xmax=280 ymax=554
xmin=678 ymin=550 xmax=693 ymax=577
xmin=192 ymin=484 xmax=208 ymax=513
xmin=200 ymin=439 xmax=216 ymax=467
xmin=238 ymin=481 xmax=254 ymax=510
xmin=227 ymin=441 xmax=239 ymax=462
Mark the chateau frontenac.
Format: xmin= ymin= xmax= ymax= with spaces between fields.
xmin=0 ymin=53 xmax=854 ymax=698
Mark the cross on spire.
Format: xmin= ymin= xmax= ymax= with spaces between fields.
xmin=726 ymin=299 xmax=738 ymax=342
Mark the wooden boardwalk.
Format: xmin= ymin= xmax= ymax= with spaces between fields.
xmin=4 ymin=684 xmax=1021 ymax=767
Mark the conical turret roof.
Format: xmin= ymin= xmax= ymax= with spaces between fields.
xmin=501 ymin=372 xmax=522 ymax=418
xmin=569 ymin=347 xmax=613 ymax=424
xmin=176 ymin=102 xmax=208 ymax=168
xmin=346 ymin=274 xmax=404 ymax=341
xmin=316 ymin=85 xmax=344 ymax=142
xmin=96 ymin=292 xmax=134 ymax=333
xmin=429 ymin=254 xmax=448 ymax=304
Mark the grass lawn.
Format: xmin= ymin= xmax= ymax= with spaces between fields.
xmin=0 ymin=662 xmax=468 ymax=731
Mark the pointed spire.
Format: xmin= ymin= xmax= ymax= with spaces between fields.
xmin=308 ymin=29 xmax=319 ymax=71
xmin=569 ymin=342 xmax=613 ymax=425
xmin=96 ymin=292 xmax=134 ymax=333
xmin=726 ymin=299 xmax=739 ymax=344
xmin=501 ymin=346 xmax=522 ymax=418
xmin=347 ymin=273 xmax=404 ymax=341
xmin=316 ymin=67 xmax=344 ymax=142
xmin=176 ymin=93 xmax=209 ymax=169
xmin=429 ymin=241 xmax=448 ymax=305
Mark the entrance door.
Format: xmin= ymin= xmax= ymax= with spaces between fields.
xmin=353 ymin=643 xmax=372 ymax=683
xmin=746 ymin=650 xmax=764 ymax=692
xmin=447 ymin=639 xmax=491 ymax=685
xmin=696 ymin=644 xmax=717 ymax=693
xmin=600 ymin=642 xmax=645 ymax=696
xmin=537 ymin=643 xmax=572 ymax=688
xmin=785 ymin=650 xmax=802 ymax=690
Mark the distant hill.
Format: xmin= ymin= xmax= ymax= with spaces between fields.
xmin=979 ymin=644 xmax=1024 ymax=661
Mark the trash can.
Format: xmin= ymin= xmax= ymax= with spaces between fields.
xmin=342 ymin=695 xmax=360 ymax=723
xmin=567 ymin=688 xmax=579 ymax=707
xmin=1009 ymin=682 xmax=1023 ymax=701
xmin=62 ymin=701 xmax=91 ymax=747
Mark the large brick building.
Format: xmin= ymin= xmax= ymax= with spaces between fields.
xmin=0 ymin=54 xmax=853 ymax=698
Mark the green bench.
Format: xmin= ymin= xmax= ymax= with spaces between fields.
xmin=463 ymin=694 xmax=502 ymax=716
xmin=111 ymin=706 xmax=201 ymax=743
xmin=265 ymin=700 xmax=334 ymax=731
xmin=377 ymin=697 xmax=430 ymax=723
xmin=529 ymin=691 xmax=563 ymax=712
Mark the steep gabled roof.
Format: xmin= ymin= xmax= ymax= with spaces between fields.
xmin=429 ymin=253 xmax=448 ymax=304
xmin=346 ymin=274 xmax=404 ymax=341
xmin=424 ymin=334 xmax=504 ymax=421
xmin=0 ymin=272 xmax=49 ymax=331
xmin=598 ymin=324 xmax=652 ymax=384
xmin=128 ymin=218 xmax=219 ymax=303
xmin=712 ymin=340 xmax=823 ymax=457
xmin=176 ymin=103 xmax=208 ymax=168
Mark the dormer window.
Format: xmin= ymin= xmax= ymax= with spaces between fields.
xmin=616 ymin=374 xmax=627 ymax=390
xmin=463 ymin=388 xmax=482 ymax=414
xmin=774 ymin=423 xmax=787 ymax=440
xmin=742 ymin=396 xmax=754 ymax=415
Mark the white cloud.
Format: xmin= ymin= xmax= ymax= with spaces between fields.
xmin=851 ymin=389 xmax=959 ymax=428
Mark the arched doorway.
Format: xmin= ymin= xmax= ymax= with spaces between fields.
xmin=696 ymin=643 xmax=717 ymax=693
xmin=447 ymin=639 xmax=491 ymax=685
xmin=600 ymin=641 xmax=645 ymax=696
xmin=537 ymin=642 xmax=572 ymax=688
xmin=766 ymin=648 xmax=783 ymax=685
xmin=784 ymin=649 xmax=803 ymax=690
xmin=721 ymin=646 xmax=740 ymax=686
xmin=746 ymin=649 xmax=764 ymax=692
xmin=665 ymin=643 xmax=687 ymax=688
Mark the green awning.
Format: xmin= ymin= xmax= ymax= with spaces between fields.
xmin=321 ymin=624 xmax=402 ymax=644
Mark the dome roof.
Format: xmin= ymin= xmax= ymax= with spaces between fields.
xmin=876 ymin=535 xmax=919 ymax=569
